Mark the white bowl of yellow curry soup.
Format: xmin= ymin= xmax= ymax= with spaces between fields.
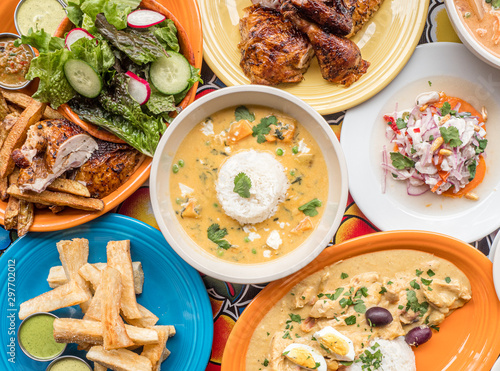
xmin=445 ymin=0 xmax=500 ymax=69
xmin=150 ymin=85 xmax=348 ymax=284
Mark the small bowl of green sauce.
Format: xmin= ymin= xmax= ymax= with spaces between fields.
xmin=17 ymin=312 xmax=66 ymax=362
xmin=14 ymin=0 xmax=67 ymax=37
xmin=46 ymin=355 xmax=92 ymax=371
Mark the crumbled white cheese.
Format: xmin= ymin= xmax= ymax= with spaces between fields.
xmin=297 ymin=139 xmax=310 ymax=154
xmin=243 ymin=225 xmax=256 ymax=233
xmin=225 ymin=146 xmax=232 ymax=154
xmin=179 ymin=183 xmax=194 ymax=197
xmin=266 ymin=230 xmax=282 ymax=250
xmin=201 ymin=120 xmax=214 ymax=136
xmin=247 ymin=232 xmax=261 ymax=241
xmin=277 ymin=221 xmax=285 ymax=229
xmin=263 ymin=250 xmax=272 ymax=258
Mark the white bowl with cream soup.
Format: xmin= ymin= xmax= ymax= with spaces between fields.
xmin=150 ymin=85 xmax=348 ymax=284
xmin=445 ymin=0 xmax=500 ymax=69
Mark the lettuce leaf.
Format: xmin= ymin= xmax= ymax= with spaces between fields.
xmin=68 ymin=0 xmax=140 ymax=30
xmin=173 ymin=65 xmax=203 ymax=104
xmin=95 ymin=14 xmax=165 ymax=65
xmin=26 ymin=49 xmax=75 ymax=109
xmin=152 ymin=20 xmax=179 ymax=52
xmin=14 ymin=28 xmax=64 ymax=53
xmin=145 ymin=89 xmax=176 ymax=125
xmin=69 ymin=37 xmax=115 ymax=74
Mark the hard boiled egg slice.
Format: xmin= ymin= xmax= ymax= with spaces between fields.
xmin=314 ymin=326 xmax=355 ymax=362
xmin=282 ymin=343 xmax=327 ymax=371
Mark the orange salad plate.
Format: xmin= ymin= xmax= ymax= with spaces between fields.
xmin=222 ymin=231 xmax=500 ymax=371
xmin=0 ymin=0 xmax=203 ymax=231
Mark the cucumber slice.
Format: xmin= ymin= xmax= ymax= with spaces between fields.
xmin=64 ymin=59 xmax=102 ymax=98
xmin=150 ymin=52 xmax=191 ymax=95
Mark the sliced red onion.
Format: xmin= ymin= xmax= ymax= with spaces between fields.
xmin=407 ymin=183 xmax=429 ymax=196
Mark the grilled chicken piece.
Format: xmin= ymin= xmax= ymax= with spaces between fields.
xmin=12 ymin=120 xmax=98 ymax=193
xmin=281 ymin=2 xmax=369 ymax=86
xmin=238 ymin=5 xmax=314 ymax=85
xmin=346 ymin=0 xmax=385 ymax=38
xmin=288 ymin=0 xmax=354 ymax=36
xmin=74 ymin=140 xmax=144 ymax=198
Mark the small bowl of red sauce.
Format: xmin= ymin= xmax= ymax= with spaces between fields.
xmin=0 ymin=32 xmax=34 ymax=90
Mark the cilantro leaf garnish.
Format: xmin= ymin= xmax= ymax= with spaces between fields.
xmin=410 ymin=279 xmax=421 ymax=290
xmin=416 ymin=269 xmax=423 ymax=276
xmin=262 ymin=359 xmax=269 ymax=367
xmin=234 ymin=105 xmax=255 ymax=122
xmin=396 ymin=118 xmax=407 ymax=129
xmin=379 ymin=287 xmax=387 ymax=294
xmin=353 ymin=300 xmax=366 ymax=314
xmin=252 ymin=115 xmax=276 ymax=143
xmin=341 ymin=272 xmax=349 ymax=279
xmin=344 ymin=315 xmax=357 ymax=325
xmin=427 ymin=269 xmax=435 ymax=277
xmin=476 ymin=138 xmax=487 ymax=154
xmin=468 ymin=161 xmax=477 ymax=180
xmin=298 ymin=198 xmax=322 ymax=217
xmin=233 ymin=172 xmax=251 ymax=198
xmin=439 ymin=126 xmax=462 ymax=148
xmin=440 ymin=101 xmax=452 ymax=116
xmin=445 ymin=277 xmax=451 ymax=284
xmin=288 ymin=313 xmax=302 ymax=323
xmin=390 ymin=152 xmax=415 ymax=170
xmin=421 ymin=277 xmax=433 ymax=286
xmin=207 ymin=223 xmax=231 ymax=250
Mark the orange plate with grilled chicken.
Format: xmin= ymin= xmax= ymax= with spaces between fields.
xmin=0 ymin=0 xmax=202 ymax=231
xmin=200 ymin=0 xmax=428 ymax=115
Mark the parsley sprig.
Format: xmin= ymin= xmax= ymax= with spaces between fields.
xmin=233 ymin=172 xmax=251 ymax=198
xmin=207 ymin=223 xmax=231 ymax=250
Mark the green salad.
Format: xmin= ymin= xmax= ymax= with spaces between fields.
xmin=16 ymin=0 xmax=202 ymax=157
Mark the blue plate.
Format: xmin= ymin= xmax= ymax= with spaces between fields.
xmin=0 ymin=214 xmax=213 ymax=370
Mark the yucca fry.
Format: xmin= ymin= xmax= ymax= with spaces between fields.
xmin=107 ymin=241 xmax=142 ymax=319
xmin=0 ymin=100 xmax=46 ymax=178
xmin=0 ymin=89 xmax=64 ymax=120
xmin=84 ymin=283 xmax=103 ymax=322
xmin=53 ymin=318 xmax=159 ymax=346
xmin=19 ymin=280 xmax=90 ymax=320
xmin=4 ymin=196 xmax=19 ymax=230
xmin=49 ymin=205 xmax=65 ymax=214
xmin=94 ymin=363 xmax=107 ymax=371
xmin=125 ymin=304 xmax=159 ymax=328
xmin=47 ymin=261 xmax=144 ymax=294
xmin=141 ymin=326 xmax=171 ymax=371
xmin=101 ymin=267 xmax=134 ymax=350
xmin=7 ymin=184 xmax=104 ymax=211
xmin=160 ymin=348 xmax=171 ymax=363
xmin=17 ymin=200 xmax=34 ymax=237
xmin=56 ymin=239 xmax=92 ymax=313
xmin=87 ymin=346 xmax=152 ymax=371
xmin=47 ymin=178 xmax=91 ymax=197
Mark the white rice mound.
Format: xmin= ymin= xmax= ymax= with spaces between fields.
xmin=347 ymin=337 xmax=416 ymax=371
xmin=215 ymin=150 xmax=289 ymax=225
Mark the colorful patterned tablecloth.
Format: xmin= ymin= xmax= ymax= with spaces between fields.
xmin=0 ymin=1 xmax=496 ymax=370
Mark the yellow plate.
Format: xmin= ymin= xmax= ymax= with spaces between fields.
xmin=199 ymin=0 xmax=429 ymax=115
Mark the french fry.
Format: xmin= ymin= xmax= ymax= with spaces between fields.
xmin=4 ymin=196 xmax=20 ymax=230
xmin=125 ymin=304 xmax=159 ymax=328
xmin=87 ymin=346 xmax=152 ymax=371
xmin=7 ymin=184 xmax=104 ymax=211
xmin=0 ymin=91 xmax=9 ymax=121
xmin=53 ymin=318 xmax=159 ymax=346
xmin=0 ymin=177 xmax=7 ymax=201
xmin=107 ymin=241 xmax=142 ymax=320
xmin=141 ymin=326 xmax=170 ymax=371
xmin=19 ymin=280 xmax=90 ymax=320
xmin=0 ymin=112 xmax=20 ymax=150
xmin=56 ymin=239 xmax=92 ymax=313
xmin=49 ymin=205 xmax=65 ymax=214
xmin=101 ymin=267 xmax=134 ymax=350
xmin=0 ymin=100 xmax=46 ymax=178
xmin=54 ymin=262 xmax=142 ymax=293
xmin=0 ymin=89 xmax=64 ymax=120
xmin=17 ymin=200 xmax=33 ymax=237
xmin=47 ymin=178 xmax=91 ymax=197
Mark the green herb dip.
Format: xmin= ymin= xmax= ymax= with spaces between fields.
xmin=18 ymin=314 xmax=65 ymax=359
xmin=16 ymin=0 xmax=66 ymax=36
xmin=50 ymin=358 xmax=90 ymax=371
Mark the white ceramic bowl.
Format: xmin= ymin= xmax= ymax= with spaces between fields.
xmin=444 ymin=0 xmax=500 ymax=69
xmin=490 ymin=230 xmax=500 ymax=301
xmin=150 ymin=86 xmax=348 ymax=284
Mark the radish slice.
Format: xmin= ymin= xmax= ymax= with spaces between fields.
xmin=65 ymin=28 xmax=95 ymax=51
xmin=126 ymin=71 xmax=151 ymax=105
xmin=127 ymin=9 xmax=166 ymax=28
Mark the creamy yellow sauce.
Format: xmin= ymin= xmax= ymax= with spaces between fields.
xmin=454 ymin=0 xmax=500 ymax=58
xmin=170 ymin=106 xmax=328 ymax=264
xmin=16 ymin=0 xmax=66 ymax=36
xmin=247 ymin=250 xmax=471 ymax=370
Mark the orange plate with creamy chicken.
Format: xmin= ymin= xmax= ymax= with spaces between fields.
xmin=0 ymin=0 xmax=203 ymax=231
xmin=222 ymin=230 xmax=500 ymax=371
xmin=169 ymin=105 xmax=328 ymax=264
